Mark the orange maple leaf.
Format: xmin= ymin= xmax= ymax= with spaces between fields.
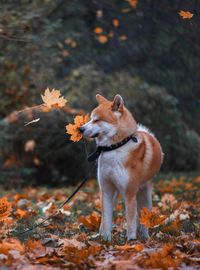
xmin=179 ymin=10 xmax=194 ymax=19
xmin=26 ymin=239 xmax=47 ymax=259
xmin=66 ymin=115 xmax=89 ymax=142
xmin=41 ymin=88 xmax=67 ymax=109
xmin=137 ymin=244 xmax=181 ymax=269
xmin=0 ymin=238 xmax=24 ymax=255
xmin=140 ymin=207 xmax=167 ymax=228
xmin=78 ymin=211 xmax=101 ymax=230
xmin=60 ymin=244 xmax=101 ymax=265
xmin=0 ymin=197 xmax=12 ymax=221
xmin=115 ymin=243 xmax=144 ymax=252
xmin=16 ymin=208 xmax=28 ymax=218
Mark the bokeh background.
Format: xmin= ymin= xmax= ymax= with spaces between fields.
xmin=0 ymin=0 xmax=199 ymax=187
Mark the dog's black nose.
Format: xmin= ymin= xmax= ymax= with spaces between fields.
xmin=79 ymin=126 xmax=85 ymax=134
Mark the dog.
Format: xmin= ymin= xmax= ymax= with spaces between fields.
xmin=80 ymin=94 xmax=163 ymax=241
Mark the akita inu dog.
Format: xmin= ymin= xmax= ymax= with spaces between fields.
xmin=80 ymin=94 xmax=163 ymax=241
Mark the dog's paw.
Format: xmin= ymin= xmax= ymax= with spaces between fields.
xmin=99 ymin=228 xmax=112 ymax=242
xmin=127 ymin=230 xmax=137 ymax=241
xmin=138 ymin=225 xmax=149 ymax=241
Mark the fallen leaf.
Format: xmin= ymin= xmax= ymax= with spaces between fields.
xmin=159 ymin=193 xmax=177 ymax=210
xmin=26 ymin=239 xmax=47 ymax=259
xmin=115 ymin=243 xmax=144 ymax=252
xmin=140 ymin=207 xmax=167 ymax=228
xmin=0 ymin=197 xmax=12 ymax=221
xmin=58 ymin=238 xmax=86 ymax=249
xmin=136 ymin=244 xmax=181 ymax=269
xmin=0 ymin=238 xmax=24 ymax=255
xmin=15 ymin=209 xmax=28 ymax=218
xmin=78 ymin=211 xmax=101 ymax=230
xmin=59 ymin=241 xmax=101 ymax=265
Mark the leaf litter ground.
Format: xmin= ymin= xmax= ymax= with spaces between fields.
xmin=0 ymin=174 xmax=199 ymax=269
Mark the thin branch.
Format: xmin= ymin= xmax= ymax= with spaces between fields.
xmin=0 ymin=33 xmax=31 ymax=42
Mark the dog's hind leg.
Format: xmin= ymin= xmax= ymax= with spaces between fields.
xmin=124 ymin=190 xmax=138 ymax=240
xmin=137 ymin=181 xmax=152 ymax=240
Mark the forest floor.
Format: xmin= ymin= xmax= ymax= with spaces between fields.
xmin=0 ymin=173 xmax=200 ymax=269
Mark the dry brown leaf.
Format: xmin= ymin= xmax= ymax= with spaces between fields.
xmin=115 ymin=243 xmax=144 ymax=252
xmin=0 ymin=238 xmax=24 ymax=255
xmin=78 ymin=211 xmax=101 ymax=230
xmin=26 ymin=239 xmax=47 ymax=259
xmin=0 ymin=197 xmax=12 ymax=221
xmin=136 ymin=244 xmax=181 ymax=270
xmin=59 ymin=238 xmax=86 ymax=249
xmin=140 ymin=207 xmax=167 ymax=228
xmin=15 ymin=209 xmax=28 ymax=218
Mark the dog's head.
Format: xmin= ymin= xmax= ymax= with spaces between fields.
xmin=80 ymin=94 xmax=137 ymax=145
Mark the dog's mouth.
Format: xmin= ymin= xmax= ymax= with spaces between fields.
xmin=90 ymin=133 xmax=99 ymax=138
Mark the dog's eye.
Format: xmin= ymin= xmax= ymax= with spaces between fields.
xmin=93 ymin=119 xmax=100 ymax=123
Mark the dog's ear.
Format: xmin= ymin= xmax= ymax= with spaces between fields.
xmin=112 ymin=95 xmax=124 ymax=112
xmin=96 ymin=94 xmax=108 ymax=104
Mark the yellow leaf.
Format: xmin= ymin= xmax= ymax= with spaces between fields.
xmin=41 ymin=88 xmax=67 ymax=109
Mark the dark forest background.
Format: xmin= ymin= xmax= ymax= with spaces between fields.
xmin=0 ymin=0 xmax=199 ymax=187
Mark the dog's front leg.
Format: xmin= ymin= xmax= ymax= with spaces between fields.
xmin=125 ymin=192 xmax=137 ymax=240
xmin=99 ymin=183 xmax=116 ymax=241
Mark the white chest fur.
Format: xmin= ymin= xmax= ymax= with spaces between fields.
xmin=97 ymin=140 xmax=140 ymax=194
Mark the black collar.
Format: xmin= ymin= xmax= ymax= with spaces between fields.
xmin=88 ymin=135 xmax=138 ymax=162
